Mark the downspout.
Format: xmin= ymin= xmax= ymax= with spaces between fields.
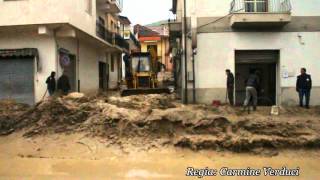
xmin=191 ymin=1 xmax=197 ymax=104
xmin=77 ymin=38 xmax=80 ymax=92
xmin=183 ymin=0 xmax=188 ymax=104
xmin=53 ymin=29 xmax=59 ymax=78
xmin=192 ymin=49 xmax=196 ymax=104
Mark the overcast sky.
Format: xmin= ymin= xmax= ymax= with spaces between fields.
xmin=121 ymin=0 xmax=174 ymax=25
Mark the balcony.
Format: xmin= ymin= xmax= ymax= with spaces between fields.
xmin=115 ymin=33 xmax=130 ymax=51
xmin=97 ymin=0 xmax=123 ymax=13
xmin=96 ymin=21 xmax=129 ymax=51
xmin=96 ymin=21 xmax=114 ymax=45
xmin=230 ymin=0 xmax=292 ymax=28
xmin=130 ymin=32 xmax=141 ymax=49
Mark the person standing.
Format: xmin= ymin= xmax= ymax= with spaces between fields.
xmin=226 ymin=69 xmax=235 ymax=106
xmin=57 ymin=72 xmax=71 ymax=95
xmin=243 ymin=70 xmax=260 ymax=111
xmin=296 ymin=68 xmax=312 ymax=109
xmin=45 ymin=71 xmax=56 ymax=96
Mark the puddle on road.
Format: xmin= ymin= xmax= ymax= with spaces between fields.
xmin=0 ymin=134 xmax=319 ymax=179
xmin=0 ymin=149 xmax=318 ymax=179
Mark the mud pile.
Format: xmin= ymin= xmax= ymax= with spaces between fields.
xmin=0 ymin=100 xmax=30 ymax=135
xmin=0 ymin=93 xmax=320 ymax=155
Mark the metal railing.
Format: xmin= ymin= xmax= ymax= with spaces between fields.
xmin=230 ymin=0 xmax=292 ymax=13
xmin=115 ymin=33 xmax=129 ymax=51
xmin=96 ymin=21 xmax=114 ymax=45
xmin=130 ymin=32 xmax=141 ymax=48
xmin=112 ymin=0 xmax=123 ymax=10
xmin=96 ymin=21 xmax=129 ymax=51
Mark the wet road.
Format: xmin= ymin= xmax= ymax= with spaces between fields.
xmin=0 ymin=134 xmax=319 ymax=179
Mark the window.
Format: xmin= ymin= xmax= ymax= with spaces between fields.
xmin=245 ymin=0 xmax=268 ymax=12
xmin=85 ymin=0 xmax=92 ymax=15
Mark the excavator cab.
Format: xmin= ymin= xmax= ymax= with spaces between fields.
xmin=121 ymin=52 xmax=170 ymax=96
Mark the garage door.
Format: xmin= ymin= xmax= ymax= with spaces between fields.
xmin=0 ymin=58 xmax=34 ymax=104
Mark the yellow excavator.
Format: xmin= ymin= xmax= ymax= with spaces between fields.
xmin=121 ymin=49 xmax=170 ymax=96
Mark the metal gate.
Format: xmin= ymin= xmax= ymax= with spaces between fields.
xmin=235 ymin=50 xmax=279 ymax=106
xmin=0 ymin=58 xmax=34 ymax=104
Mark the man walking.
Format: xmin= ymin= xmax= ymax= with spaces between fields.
xmin=226 ymin=69 xmax=235 ymax=106
xmin=296 ymin=68 xmax=312 ymax=109
xmin=57 ymin=72 xmax=71 ymax=95
xmin=243 ymin=70 xmax=260 ymax=111
xmin=45 ymin=71 xmax=56 ymax=96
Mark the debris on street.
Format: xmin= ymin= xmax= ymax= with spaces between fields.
xmin=0 ymin=94 xmax=319 ymax=155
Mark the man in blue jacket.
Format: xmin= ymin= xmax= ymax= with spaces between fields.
xmin=296 ymin=68 xmax=312 ymax=109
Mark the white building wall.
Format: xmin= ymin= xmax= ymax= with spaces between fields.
xmin=0 ymin=31 xmax=56 ymax=103
xmin=0 ymin=31 xmax=110 ymax=103
xmin=0 ymin=0 xmax=97 ymax=37
xmin=196 ymin=31 xmax=320 ymax=105
xmin=107 ymin=53 xmax=120 ymax=89
xmin=185 ymin=0 xmax=320 ymax=17
xmin=57 ymin=38 xmax=108 ymax=94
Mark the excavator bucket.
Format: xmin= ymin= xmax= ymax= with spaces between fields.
xmin=121 ymin=88 xmax=171 ymax=97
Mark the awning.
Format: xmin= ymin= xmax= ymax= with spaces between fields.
xmin=0 ymin=48 xmax=39 ymax=58
xmin=139 ymin=37 xmax=161 ymax=42
xmin=0 ymin=48 xmax=41 ymax=72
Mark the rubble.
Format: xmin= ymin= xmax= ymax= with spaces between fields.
xmin=0 ymin=100 xmax=30 ymax=135
xmin=0 ymin=94 xmax=320 ymax=155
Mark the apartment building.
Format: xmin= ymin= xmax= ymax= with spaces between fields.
xmin=118 ymin=15 xmax=141 ymax=53
xmin=170 ymin=0 xmax=320 ymax=106
xmin=134 ymin=24 xmax=172 ymax=71
xmin=0 ymin=0 xmax=128 ymax=104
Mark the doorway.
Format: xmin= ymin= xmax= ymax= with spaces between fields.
xmin=63 ymin=54 xmax=77 ymax=92
xmin=235 ymin=50 xmax=279 ymax=106
xmin=99 ymin=62 xmax=107 ymax=91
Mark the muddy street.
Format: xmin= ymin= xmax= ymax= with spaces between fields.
xmin=0 ymin=94 xmax=320 ymax=179
xmin=0 ymin=133 xmax=319 ymax=179
xmin=1 ymin=94 xmax=320 ymax=154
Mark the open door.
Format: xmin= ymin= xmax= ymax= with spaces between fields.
xmin=99 ymin=62 xmax=107 ymax=91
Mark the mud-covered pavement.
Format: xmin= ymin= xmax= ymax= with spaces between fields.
xmin=1 ymin=93 xmax=320 ymax=155
xmin=0 ymin=94 xmax=320 ymax=179
xmin=0 ymin=133 xmax=320 ymax=179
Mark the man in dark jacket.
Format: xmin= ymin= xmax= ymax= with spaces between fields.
xmin=46 ymin=71 xmax=56 ymax=96
xmin=226 ymin=69 xmax=235 ymax=106
xmin=296 ymin=68 xmax=312 ymax=108
xmin=243 ymin=70 xmax=260 ymax=111
xmin=57 ymin=72 xmax=71 ymax=95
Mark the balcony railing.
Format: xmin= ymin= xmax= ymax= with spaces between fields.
xmin=130 ymin=32 xmax=141 ymax=48
xmin=96 ymin=21 xmax=114 ymax=45
xmin=96 ymin=21 xmax=129 ymax=51
xmin=115 ymin=33 xmax=129 ymax=51
xmin=112 ymin=0 xmax=123 ymax=10
xmin=230 ymin=0 xmax=292 ymax=13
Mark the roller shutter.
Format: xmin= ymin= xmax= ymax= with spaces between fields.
xmin=0 ymin=58 xmax=34 ymax=104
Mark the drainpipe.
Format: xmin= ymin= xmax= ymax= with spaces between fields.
xmin=192 ymin=48 xmax=196 ymax=104
xmin=183 ymin=0 xmax=188 ymax=104
xmin=53 ymin=29 xmax=59 ymax=78
xmin=77 ymin=38 xmax=80 ymax=92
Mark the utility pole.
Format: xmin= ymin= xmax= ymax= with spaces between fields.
xmin=183 ymin=0 xmax=188 ymax=104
